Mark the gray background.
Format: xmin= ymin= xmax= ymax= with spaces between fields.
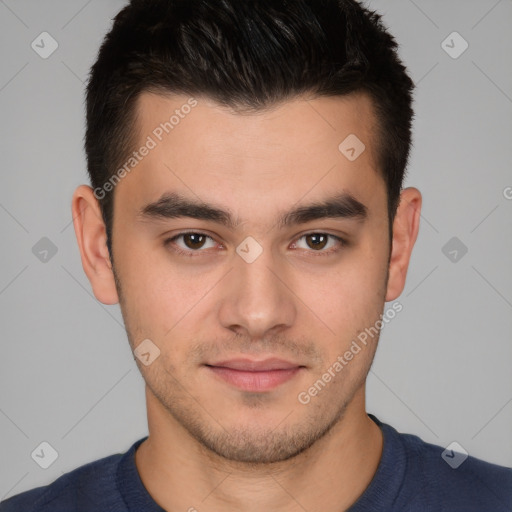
xmin=1 ymin=0 xmax=511 ymax=500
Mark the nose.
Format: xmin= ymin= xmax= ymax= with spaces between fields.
xmin=217 ymin=243 xmax=297 ymax=340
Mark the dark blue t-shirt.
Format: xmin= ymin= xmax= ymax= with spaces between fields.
xmin=1 ymin=415 xmax=511 ymax=511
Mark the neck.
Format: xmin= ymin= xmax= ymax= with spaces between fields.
xmin=135 ymin=386 xmax=383 ymax=512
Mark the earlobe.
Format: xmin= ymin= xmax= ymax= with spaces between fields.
xmin=385 ymin=187 xmax=422 ymax=302
xmin=71 ymin=185 xmax=119 ymax=305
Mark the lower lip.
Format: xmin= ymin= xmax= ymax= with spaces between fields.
xmin=206 ymin=366 xmax=303 ymax=392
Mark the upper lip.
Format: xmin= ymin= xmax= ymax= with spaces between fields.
xmin=206 ymin=357 xmax=303 ymax=371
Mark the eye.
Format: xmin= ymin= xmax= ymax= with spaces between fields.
xmin=164 ymin=232 xmax=218 ymax=256
xmin=291 ymin=233 xmax=346 ymax=256
xmin=164 ymin=231 xmax=347 ymax=257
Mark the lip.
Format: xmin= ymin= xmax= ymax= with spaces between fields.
xmin=207 ymin=357 xmax=302 ymax=371
xmin=205 ymin=357 xmax=305 ymax=392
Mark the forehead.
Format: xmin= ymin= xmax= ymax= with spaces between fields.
xmin=115 ymin=91 xmax=386 ymax=227
xmin=134 ymin=90 xmax=379 ymax=166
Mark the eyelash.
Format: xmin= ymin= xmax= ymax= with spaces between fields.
xmin=163 ymin=231 xmax=347 ymax=258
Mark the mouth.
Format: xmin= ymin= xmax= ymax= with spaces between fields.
xmin=204 ymin=357 xmax=305 ymax=392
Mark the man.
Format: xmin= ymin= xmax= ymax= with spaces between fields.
xmin=1 ymin=0 xmax=511 ymax=511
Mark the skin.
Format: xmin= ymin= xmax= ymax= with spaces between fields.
xmin=72 ymin=91 xmax=421 ymax=511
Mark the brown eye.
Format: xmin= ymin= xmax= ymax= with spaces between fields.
xmin=305 ymin=233 xmax=329 ymax=250
xmin=293 ymin=233 xmax=346 ymax=256
xmin=182 ymin=233 xmax=208 ymax=250
xmin=164 ymin=232 xmax=217 ymax=256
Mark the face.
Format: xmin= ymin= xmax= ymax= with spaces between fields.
xmin=78 ymin=91 xmax=406 ymax=464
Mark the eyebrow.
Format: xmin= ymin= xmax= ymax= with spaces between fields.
xmin=137 ymin=191 xmax=368 ymax=230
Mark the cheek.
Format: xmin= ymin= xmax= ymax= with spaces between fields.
xmin=113 ymin=243 xmax=175 ymax=332
xmin=119 ymin=251 xmax=222 ymax=345
xmin=309 ymin=251 xmax=386 ymax=321
xmin=299 ymin=248 xmax=388 ymax=367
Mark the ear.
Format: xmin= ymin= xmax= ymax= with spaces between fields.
xmin=71 ymin=185 xmax=119 ymax=305
xmin=385 ymin=187 xmax=422 ymax=301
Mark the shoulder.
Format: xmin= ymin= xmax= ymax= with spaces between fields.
xmin=0 ymin=450 xmax=125 ymax=512
xmin=397 ymin=428 xmax=512 ymax=511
